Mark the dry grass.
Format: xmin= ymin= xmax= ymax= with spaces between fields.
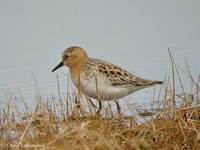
xmin=0 ymin=53 xmax=200 ymax=150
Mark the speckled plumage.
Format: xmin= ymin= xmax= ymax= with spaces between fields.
xmin=52 ymin=46 xmax=163 ymax=101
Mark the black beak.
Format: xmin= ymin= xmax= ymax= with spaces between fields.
xmin=52 ymin=62 xmax=64 ymax=72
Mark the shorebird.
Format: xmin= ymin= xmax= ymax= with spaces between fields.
xmin=52 ymin=46 xmax=163 ymax=113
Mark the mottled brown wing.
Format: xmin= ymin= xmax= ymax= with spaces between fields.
xmin=88 ymin=58 xmax=163 ymax=87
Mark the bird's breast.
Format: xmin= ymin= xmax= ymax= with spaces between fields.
xmin=76 ymin=76 xmax=136 ymax=100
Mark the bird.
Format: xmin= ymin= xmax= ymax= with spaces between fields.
xmin=52 ymin=46 xmax=163 ymax=114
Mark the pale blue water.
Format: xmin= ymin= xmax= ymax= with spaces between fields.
xmin=0 ymin=1 xmax=200 ymax=112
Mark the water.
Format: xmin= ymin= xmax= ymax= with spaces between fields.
xmin=0 ymin=1 xmax=200 ymax=111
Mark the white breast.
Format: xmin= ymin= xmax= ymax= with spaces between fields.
xmin=78 ymin=76 xmax=137 ymax=101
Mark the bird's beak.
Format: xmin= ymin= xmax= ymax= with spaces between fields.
xmin=52 ymin=61 xmax=64 ymax=72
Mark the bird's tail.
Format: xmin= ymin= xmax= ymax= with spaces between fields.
xmin=142 ymin=80 xmax=163 ymax=88
xmin=153 ymin=80 xmax=163 ymax=85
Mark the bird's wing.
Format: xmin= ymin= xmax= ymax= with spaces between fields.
xmin=88 ymin=58 xmax=163 ymax=87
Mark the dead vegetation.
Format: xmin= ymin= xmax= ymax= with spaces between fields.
xmin=0 ymin=52 xmax=200 ymax=150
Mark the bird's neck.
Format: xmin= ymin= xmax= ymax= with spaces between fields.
xmin=69 ymin=59 xmax=87 ymax=86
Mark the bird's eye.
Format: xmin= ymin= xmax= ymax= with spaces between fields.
xmin=65 ymin=55 xmax=68 ymax=59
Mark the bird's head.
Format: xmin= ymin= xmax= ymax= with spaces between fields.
xmin=52 ymin=46 xmax=88 ymax=72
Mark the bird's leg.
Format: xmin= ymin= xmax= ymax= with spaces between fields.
xmin=114 ymin=100 xmax=121 ymax=114
xmin=96 ymin=100 xmax=102 ymax=114
xmin=95 ymin=77 xmax=102 ymax=115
